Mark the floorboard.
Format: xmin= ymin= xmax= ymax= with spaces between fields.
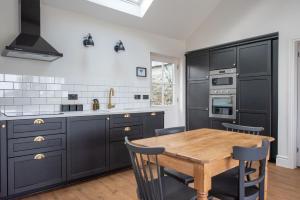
xmin=22 ymin=164 xmax=300 ymax=200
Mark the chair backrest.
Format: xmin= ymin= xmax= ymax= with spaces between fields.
xmin=233 ymin=139 xmax=270 ymax=200
xmin=155 ymin=126 xmax=185 ymax=136
xmin=125 ymin=137 xmax=165 ymax=200
xmin=222 ymin=123 xmax=264 ymax=135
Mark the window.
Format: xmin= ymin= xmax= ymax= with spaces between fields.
xmin=151 ymin=61 xmax=176 ymax=106
xmin=86 ymin=0 xmax=154 ymax=18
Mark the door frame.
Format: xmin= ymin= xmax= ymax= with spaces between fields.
xmin=287 ymin=38 xmax=300 ymax=168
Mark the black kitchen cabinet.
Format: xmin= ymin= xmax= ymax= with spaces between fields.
xmin=210 ymin=118 xmax=237 ymax=130
xmin=109 ymin=141 xmax=131 ymax=170
xmin=186 ymin=49 xmax=210 ymax=131
xmin=0 ymin=122 xmax=7 ymax=199
xmin=143 ymin=112 xmax=164 ymax=138
xmin=210 ymin=47 xmax=237 ymax=70
xmin=67 ymin=116 xmax=109 ymax=181
xmin=237 ymin=41 xmax=271 ymax=77
xmin=8 ymin=150 xmax=66 ymax=196
xmin=237 ymin=76 xmax=271 ymax=136
xmin=186 ymin=50 xmax=209 ymax=81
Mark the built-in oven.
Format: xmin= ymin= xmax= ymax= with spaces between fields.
xmin=209 ymin=89 xmax=236 ymax=119
xmin=210 ymin=68 xmax=236 ymax=90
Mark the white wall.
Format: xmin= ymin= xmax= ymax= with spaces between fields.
xmin=186 ymin=0 xmax=300 ymax=168
xmin=0 ymin=0 xmax=186 ymax=127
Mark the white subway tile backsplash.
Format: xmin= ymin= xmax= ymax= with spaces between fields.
xmin=4 ymin=90 xmax=23 ymax=98
xmin=5 ymin=74 xmax=22 ymax=82
xmin=31 ymin=98 xmax=47 ymax=105
xmin=0 ymin=98 xmax=14 ymax=105
xmin=22 ymin=75 xmax=39 ymax=83
xmin=14 ymin=98 xmax=31 ymax=105
xmin=0 ymin=82 xmax=14 ymax=89
xmin=40 ymin=76 xmax=54 ymax=84
xmin=31 ymin=83 xmax=46 ymax=90
xmin=0 ymin=73 xmax=150 ymax=113
xmin=4 ymin=106 xmax=22 ymax=113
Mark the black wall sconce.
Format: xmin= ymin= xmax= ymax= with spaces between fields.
xmin=83 ymin=33 xmax=94 ymax=47
xmin=114 ymin=40 xmax=125 ymax=52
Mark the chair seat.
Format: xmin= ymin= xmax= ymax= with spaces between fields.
xmin=145 ymin=176 xmax=196 ymax=200
xmin=164 ymin=168 xmax=194 ymax=185
xmin=210 ymin=169 xmax=259 ymax=200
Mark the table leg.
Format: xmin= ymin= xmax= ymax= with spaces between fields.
xmin=194 ymin=164 xmax=211 ymax=200
xmin=264 ymin=161 xmax=269 ymax=200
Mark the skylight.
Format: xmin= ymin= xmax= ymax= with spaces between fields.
xmin=87 ymin=0 xmax=154 ymax=18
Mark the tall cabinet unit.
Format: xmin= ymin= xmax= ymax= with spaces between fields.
xmin=186 ymin=50 xmax=210 ymax=130
xmin=0 ymin=121 xmax=7 ymax=199
xmin=186 ymin=33 xmax=278 ymax=161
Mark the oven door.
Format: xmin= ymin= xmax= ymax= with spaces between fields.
xmin=209 ymin=95 xmax=236 ymax=119
xmin=210 ymin=74 xmax=236 ymax=90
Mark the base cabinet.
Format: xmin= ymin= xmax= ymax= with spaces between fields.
xmin=0 ymin=121 xmax=7 ymax=199
xmin=8 ymin=150 xmax=66 ymax=196
xmin=67 ymin=116 xmax=109 ymax=181
xmin=109 ymin=141 xmax=131 ymax=170
xmin=143 ymin=112 xmax=164 ymax=138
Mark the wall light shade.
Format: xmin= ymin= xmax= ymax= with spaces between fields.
xmin=114 ymin=40 xmax=125 ymax=52
xmin=83 ymin=33 xmax=94 ymax=47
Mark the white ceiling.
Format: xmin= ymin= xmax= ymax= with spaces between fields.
xmin=42 ymin=0 xmax=221 ymax=40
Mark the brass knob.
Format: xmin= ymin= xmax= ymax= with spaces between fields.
xmin=34 ymin=136 xmax=45 ymax=142
xmin=34 ymin=154 xmax=45 ymax=160
xmin=150 ymin=112 xmax=156 ymax=116
xmin=124 ymin=127 xmax=131 ymax=132
xmin=124 ymin=114 xmax=130 ymax=118
xmin=1 ymin=124 xmax=5 ymax=129
xmin=34 ymin=119 xmax=45 ymax=125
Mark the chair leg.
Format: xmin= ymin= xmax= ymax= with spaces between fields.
xmin=259 ymin=180 xmax=265 ymax=200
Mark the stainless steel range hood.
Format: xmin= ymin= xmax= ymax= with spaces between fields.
xmin=2 ymin=0 xmax=63 ymax=62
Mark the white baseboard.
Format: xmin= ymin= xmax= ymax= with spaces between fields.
xmin=276 ymin=155 xmax=295 ymax=169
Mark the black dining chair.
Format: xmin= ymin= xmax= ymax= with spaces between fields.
xmin=124 ymin=137 xmax=197 ymax=200
xmin=210 ymin=139 xmax=270 ymax=200
xmin=222 ymin=123 xmax=265 ymax=180
xmin=155 ymin=127 xmax=194 ymax=185
xmin=222 ymin=123 xmax=264 ymax=135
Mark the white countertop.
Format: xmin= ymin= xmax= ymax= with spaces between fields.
xmin=0 ymin=108 xmax=165 ymax=121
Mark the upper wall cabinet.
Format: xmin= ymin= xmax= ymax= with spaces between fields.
xmin=210 ymin=47 xmax=236 ymax=70
xmin=237 ymin=41 xmax=271 ymax=77
xmin=186 ymin=50 xmax=209 ymax=81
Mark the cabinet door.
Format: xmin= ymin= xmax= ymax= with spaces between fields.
xmin=237 ymin=41 xmax=271 ymax=77
xmin=210 ymin=118 xmax=237 ymax=130
xmin=8 ymin=151 xmax=66 ymax=195
xmin=237 ymin=76 xmax=271 ymax=136
xmin=210 ymin=47 xmax=237 ymax=70
xmin=67 ymin=116 xmax=108 ymax=181
xmin=186 ymin=50 xmax=209 ymax=81
xmin=143 ymin=112 xmax=164 ymax=138
xmin=109 ymin=141 xmax=131 ymax=170
xmin=186 ymin=80 xmax=209 ymax=130
xmin=0 ymin=121 xmax=7 ymax=198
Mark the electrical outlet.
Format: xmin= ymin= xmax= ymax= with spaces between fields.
xmin=143 ymin=95 xmax=149 ymax=100
xmin=68 ymin=94 xmax=78 ymax=100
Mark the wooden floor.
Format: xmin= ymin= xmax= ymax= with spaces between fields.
xmin=22 ymin=163 xmax=300 ymax=200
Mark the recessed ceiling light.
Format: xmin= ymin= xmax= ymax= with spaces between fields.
xmin=86 ymin=0 xmax=154 ymax=18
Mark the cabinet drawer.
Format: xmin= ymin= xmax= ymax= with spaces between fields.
xmin=8 ymin=150 xmax=66 ymax=195
xmin=8 ymin=134 xmax=66 ymax=157
xmin=110 ymin=113 xmax=143 ymax=128
xmin=109 ymin=141 xmax=131 ymax=170
xmin=110 ymin=125 xmax=142 ymax=142
xmin=8 ymin=118 xmax=66 ymax=139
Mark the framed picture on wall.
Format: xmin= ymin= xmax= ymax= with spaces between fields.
xmin=136 ymin=67 xmax=147 ymax=77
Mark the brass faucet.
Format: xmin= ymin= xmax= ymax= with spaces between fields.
xmin=108 ymin=88 xmax=115 ymax=109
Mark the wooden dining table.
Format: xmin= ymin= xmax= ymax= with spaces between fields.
xmin=132 ymin=128 xmax=275 ymax=200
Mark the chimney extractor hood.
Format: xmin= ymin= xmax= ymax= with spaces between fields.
xmin=2 ymin=0 xmax=63 ymax=62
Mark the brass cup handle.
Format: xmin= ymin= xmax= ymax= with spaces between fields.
xmin=124 ymin=127 xmax=131 ymax=132
xmin=150 ymin=112 xmax=156 ymax=116
xmin=34 ymin=154 xmax=46 ymax=160
xmin=34 ymin=119 xmax=45 ymax=125
xmin=124 ymin=114 xmax=130 ymax=118
xmin=34 ymin=136 xmax=45 ymax=142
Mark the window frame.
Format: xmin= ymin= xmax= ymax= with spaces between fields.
xmin=150 ymin=53 xmax=179 ymax=107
